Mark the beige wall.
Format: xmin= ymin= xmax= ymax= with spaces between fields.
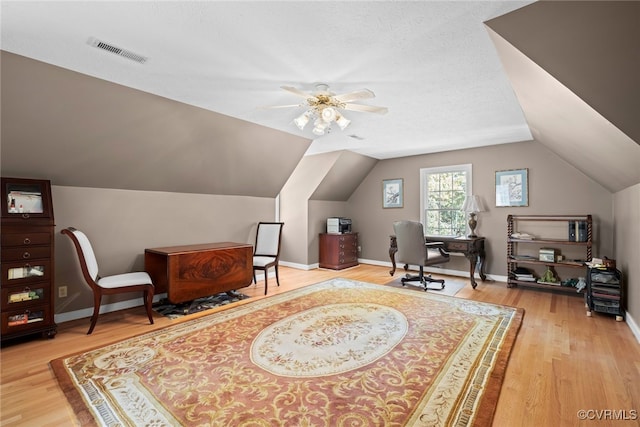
xmin=613 ymin=183 xmax=640 ymax=333
xmin=54 ymin=185 xmax=275 ymax=315
xmin=279 ymin=153 xmax=341 ymax=266
xmin=51 ymin=140 xmax=634 ymax=327
xmin=347 ymin=140 xmax=614 ymax=278
xmin=280 ymin=151 xmax=374 ymax=266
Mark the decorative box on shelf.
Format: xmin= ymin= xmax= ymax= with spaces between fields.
xmin=538 ymin=248 xmax=558 ymax=262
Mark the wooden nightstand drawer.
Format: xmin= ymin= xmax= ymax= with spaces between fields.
xmin=1 ymin=246 xmax=51 ymax=262
xmin=2 ymin=283 xmax=50 ymax=310
xmin=1 ymin=232 xmax=51 ymax=247
xmin=1 ymin=305 xmax=52 ymax=336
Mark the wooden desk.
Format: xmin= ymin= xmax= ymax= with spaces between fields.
xmin=145 ymin=242 xmax=253 ymax=303
xmin=389 ymin=235 xmax=487 ymax=289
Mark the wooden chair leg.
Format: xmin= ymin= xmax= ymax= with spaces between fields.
xmin=275 ymin=264 xmax=280 ymax=287
xmin=88 ymin=291 xmax=102 ymax=335
xmin=144 ymin=289 xmax=154 ymax=325
xmin=253 ymin=269 xmax=257 ymax=284
xmin=264 ymin=268 xmax=268 ymax=295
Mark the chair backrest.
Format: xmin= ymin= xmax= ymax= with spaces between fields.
xmin=254 ymin=222 xmax=284 ymax=258
xmin=393 ymin=220 xmax=428 ymax=266
xmin=61 ymin=227 xmax=100 ymax=282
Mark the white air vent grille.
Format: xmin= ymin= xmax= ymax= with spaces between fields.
xmin=87 ymin=37 xmax=147 ymax=64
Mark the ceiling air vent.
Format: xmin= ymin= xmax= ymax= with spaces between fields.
xmin=87 ymin=37 xmax=148 ymax=64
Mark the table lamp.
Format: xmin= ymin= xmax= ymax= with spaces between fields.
xmin=462 ymin=195 xmax=485 ymax=238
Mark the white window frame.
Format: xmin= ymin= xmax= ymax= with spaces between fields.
xmin=420 ymin=164 xmax=472 ymax=237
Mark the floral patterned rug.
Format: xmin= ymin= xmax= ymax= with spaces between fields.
xmin=51 ymin=278 xmax=523 ymax=427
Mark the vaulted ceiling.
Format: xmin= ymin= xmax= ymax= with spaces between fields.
xmin=1 ymin=1 xmax=638 ymax=196
xmin=1 ymin=1 xmax=534 ymax=160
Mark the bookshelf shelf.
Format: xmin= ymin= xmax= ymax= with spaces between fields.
xmin=507 ymin=214 xmax=592 ymax=294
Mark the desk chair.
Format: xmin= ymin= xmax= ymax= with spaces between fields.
xmin=61 ymin=227 xmax=155 ymax=334
xmin=252 ymin=222 xmax=284 ymax=295
xmin=393 ymin=220 xmax=450 ymax=291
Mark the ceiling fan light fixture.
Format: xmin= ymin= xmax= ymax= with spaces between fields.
xmin=312 ymin=120 xmax=328 ymax=135
xmin=271 ymin=84 xmax=387 ymax=137
xmin=336 ymin=114 xmax=351 ymax=130
xmin=321 ymin=107 xmax=337 ymax=122
xmin=293 ymin=111 xmax=310 ymax=130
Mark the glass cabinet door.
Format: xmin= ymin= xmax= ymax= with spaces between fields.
xmin=1 ymin=177 xmax=53 ymax=220
xmin=5 ymin=286 xmax=46 ymax=305
xmin=2 ymin=261 xmax=50 ymax=284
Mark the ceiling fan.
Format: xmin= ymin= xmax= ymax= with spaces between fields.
xmin=265 ymin=83 xmax=388 ymax=136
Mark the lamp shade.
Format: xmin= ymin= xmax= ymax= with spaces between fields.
xmin=462 ymin=195 xmax=484 ymax=213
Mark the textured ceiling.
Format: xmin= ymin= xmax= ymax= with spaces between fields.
xmin=0 ymin=0 xmax=534 ymax=159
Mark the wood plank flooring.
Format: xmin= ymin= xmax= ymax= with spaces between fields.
xmin=1 ymin=264 xmax=639 ymax=426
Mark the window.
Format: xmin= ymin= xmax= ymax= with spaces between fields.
xmin=420 ymin=164 xmax=471 ymax=237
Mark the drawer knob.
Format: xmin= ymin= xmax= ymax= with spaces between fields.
xmin=24 ymin=237 xmax=31 ymax=244
xmin=22 ymin=252 xmax=31 ymax=259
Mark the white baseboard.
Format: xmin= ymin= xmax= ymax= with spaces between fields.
xmin=624 ymin=312 xmax=640 ymax=343
xmin=279 ymin=260 xmax=317 ymax=270
xmin=54 ymin=293 xmax=167 ymax=324
xmin=54 ymin=271 xmax=280 ymax=324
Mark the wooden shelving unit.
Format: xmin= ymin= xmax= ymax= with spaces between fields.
xmin=507 ymin=214 xmax=592 ymax=294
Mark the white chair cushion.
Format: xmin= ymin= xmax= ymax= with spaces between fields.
xmin=97 ymin=271 xmax=153 ymax=289
xmin=255 ymin=224 xmax=281 ymax=255
xmin=253 ymin=256 xmax=276 ymax=267
xmin=73 ymin=229 xmax=100 ymax=280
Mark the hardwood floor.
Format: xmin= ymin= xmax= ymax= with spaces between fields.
xmin=1 ymin=264 xmax=639 ymax=426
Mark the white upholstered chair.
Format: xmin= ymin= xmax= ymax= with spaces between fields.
xmin=252 ymin=222 xmax=284 ymax=295
xmin=61 ymin=227 xmax=155 ymax=334
xmin=393 ymin=220 xmax=450 ymax=291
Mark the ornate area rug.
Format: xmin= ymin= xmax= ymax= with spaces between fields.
xmin=51 ymin=278 xmax=523 ymax=427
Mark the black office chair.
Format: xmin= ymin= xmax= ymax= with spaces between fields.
xmin=393 ymin=220 xmax=450 ymax=291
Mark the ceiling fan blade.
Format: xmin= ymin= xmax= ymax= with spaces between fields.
xmin=281 ymin=86 xmax=314 ymax=99
xmin=259 ymin=104 xmax=302 ymax=110
xmin=342 ymin=103 xmax=389 ymax=115
xmin=334 ymin=89 xmax=375 ymax=103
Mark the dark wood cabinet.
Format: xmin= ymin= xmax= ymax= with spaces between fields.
xmin=319 ymin=233 xmax=359 ymax=270
xmin=1 ymin=177 xmax=57 ymax=342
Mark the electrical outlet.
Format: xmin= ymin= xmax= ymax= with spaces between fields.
xmin=357 ymin=246 xmax=362 ymax=252
xmin=58 ymin=286 xmax=68 ymax=298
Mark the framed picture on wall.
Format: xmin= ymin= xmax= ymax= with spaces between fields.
xmin=383 ymin=178 xmax=403 ymax=208
xmin=495 ymin=168 xmax=528 ymax=207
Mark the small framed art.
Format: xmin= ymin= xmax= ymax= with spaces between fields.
xmin=383 ymin=178 xmax=403 ymax=208
xmin=495 ymin=168 xmax=528 ymax=207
